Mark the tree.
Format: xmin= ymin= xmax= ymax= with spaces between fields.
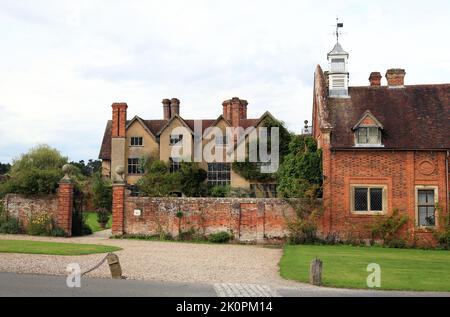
xmin=0 ymin=163 xmax=11 ymax=175
xmin=70 ymin=159 xmax=102 ymax=177
xmin=137 ymin=161 xmax=182 ymax=197
xmin=232 ymin=117 xmax=292 ymax=181
xmin=178 ymin=163 xmax=208 ymax=197
xmin=91 ymin=173 xmax=112 ymax=227
xmin=277 ymin=136 xmax=322 ymax=198
xmin=0 ymin=145 xmax=68 ymax=196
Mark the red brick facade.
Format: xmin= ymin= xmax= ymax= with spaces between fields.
xmin=313 ymin=64 xmax=449 ymax=246
xmin=321 ymin=149 xmax=448 ymax=246
xmin=57 ymin=181 xmax=74 ymax=237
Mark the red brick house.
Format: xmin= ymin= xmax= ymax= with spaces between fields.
xmin=313 ymin=41 xmax=449 ymax=245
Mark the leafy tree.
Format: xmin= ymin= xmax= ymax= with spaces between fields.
xmin=178 ymin=163 xmax=208 ymax=197
xmin=0 ymin=163 xmax=11 ymax=175
xmin=91 ymin=173 xmax=112 ymax=227
xmin=277 ymin=136 xmax=322 ymax=198
xmin=137 ymin=161 xmax=182 ymax=197
xmin=70 ymin=159 xmax=102 ymax=177
xmin=233 ymin=117 xmax=292 ymax=181
xmin=0 ymin=145 xmax=68 ymax=196
xmin=92 ymin=173 xmax=112 ymax=211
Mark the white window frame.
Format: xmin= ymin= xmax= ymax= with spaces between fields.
xmin=354 ymin=126 xmax=384 ymax=148
xmin=350 ymin=184 xmax=388 ymax=215
xmin=415 ymin=186 xmax=438 ymax=228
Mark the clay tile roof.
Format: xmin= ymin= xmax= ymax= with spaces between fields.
xmin=98 ymin=117 xmax=262 ymax=160
xmin=99 ymin=120 xmax=112 ymax=160
xmin=328 ymin=84 xmax=450 ymax=149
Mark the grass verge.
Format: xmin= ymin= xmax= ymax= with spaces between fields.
xmin=0 ymin=240 xmax=121 ymax=256
xmin=279 ymin=244 xmax=450 ymax=292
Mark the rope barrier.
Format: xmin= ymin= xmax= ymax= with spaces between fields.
xmin=81 ymin=253 xmax=112 ymax=277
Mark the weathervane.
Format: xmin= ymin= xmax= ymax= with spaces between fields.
xmin=334 ymin=17 xmax=344 ymax=43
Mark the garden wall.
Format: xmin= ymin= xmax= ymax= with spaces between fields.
xmin=122 ymin=196 xmax=297 ymax=243
xmin=3 ymin=194 xmax=59 ymax=228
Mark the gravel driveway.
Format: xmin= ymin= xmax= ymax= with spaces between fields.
xmin=0 ymin=232 xmax=295 ymax=288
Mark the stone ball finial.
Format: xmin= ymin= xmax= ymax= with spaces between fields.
xmin=61 ymin=164 xmax=72 ymax=182
xmin=115 ymin=165 xmax=125 ymax=183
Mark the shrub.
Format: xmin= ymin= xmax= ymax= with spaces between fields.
xmin=208 ymin=231 xmax=232 ymax=244
xmin=92 ymin=173 xmax=112 ymax=213
xmin=209 ymin=186 xmax=231 ymax=197
xmin=27 ymin=212 xmax=61 ymax=236
xmin=433 ymin=205 xmax=449 ymax=250
xmin=285 ymin=185 xmax=323 ymax=245
xmin=370 ymin=209 xmax=408 ymax=247
xmin=0 ymin=218 xmax=22 ymax=234
xmin=0 ymin=145 xmax=67 ymax=197
xmin=96 ymin=208 xmax=110 ymax=228
xmin=178 ymin=228 xmax=205 ymax=242
xmin=0 ymin=200 xmax=6 ymax=225
xmin=137 ymin=161 xmax=182 ymax=197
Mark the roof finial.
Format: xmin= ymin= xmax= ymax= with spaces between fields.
xmin=335 ymin=17 xmax=344 ymax=43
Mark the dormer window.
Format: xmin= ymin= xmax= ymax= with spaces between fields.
xmin=353 ymin=111 xmax=384 ymax=147
xmin=357 ymin=127 xmax=381 ymax=145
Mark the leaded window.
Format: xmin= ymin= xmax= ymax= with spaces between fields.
xmin=170 ymin=135 xmax=183 ymax=146
xmin=353 ymin=186 xmax=385 ymax=213
xmin=207 ymin=163 xmax=231 ymax=187
xmin=130 ymin=137 xmax=143 ymax=146
xmin=128 ymin=158 xmax=143 ymax=175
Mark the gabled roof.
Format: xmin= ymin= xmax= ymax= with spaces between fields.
xmin=326 ymin=84 xmax=450 ymax=149
xmin=352 ymin=110 xmax=384 ymax=130
xmin=126 ymin=116 xmax=157 ymax=140
xmin=157 ymin=114 xmax=195 ymax=136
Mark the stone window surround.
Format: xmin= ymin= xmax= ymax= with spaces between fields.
xmin=415 ymin=185 xmax=439 ymax=228
xmin=345 ymin=178 xmax=392 ymax=217
xmin=130 ymin=136 xmax=144 ymax=147
xmin=350 ymin=184 xmax=388 ymax=215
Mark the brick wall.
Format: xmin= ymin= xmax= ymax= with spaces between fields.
xmin=323 ymin=149 xmax=448 ymax=246
xmin=121 ymin=196 xmax=297 ymax=243
xmin=4 ymin=194 xmax=59 ymax=228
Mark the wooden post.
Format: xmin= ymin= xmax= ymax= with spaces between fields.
xmin=107 ymin=253 xmax=123 ymax=279
xmin=310 ymin=258 xmax=323 ymax=286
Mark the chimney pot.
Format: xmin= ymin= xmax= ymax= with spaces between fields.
xmin=386 ymin=69 xmax=406 ymax=87
xmin=369 ymin=72 xmax=382 ymax=86
xmin=170 ymin=98 xmax=180 ymax=118
xmin=162 ymin=99 xmax=171 ymax=120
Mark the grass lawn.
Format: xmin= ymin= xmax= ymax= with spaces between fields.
xmin=280 ymin=245 xmax=450 ymax=292
xmin=84 ymin=212 xmax=112 ymax=233
xmin=0 ymin=240 xmax=121 ymax=256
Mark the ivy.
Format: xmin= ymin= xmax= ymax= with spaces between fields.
xmin=232 ymin=117 xmax=292 ymax=181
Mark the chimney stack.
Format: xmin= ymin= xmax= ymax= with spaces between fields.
xmin=223 ymin=100 xmax=232 ymax=122
xmin=162 ymin=99 xmax=171 ymax=120
xmin=369 ymin=72 xmax=382 ymax=86
xmin=170 ymin=98 xmax=180 ymax=118
xmin=111 ymin=103 xmax=128 ymax=138
xmin=386 ymin=69 xmax=406 ymax=88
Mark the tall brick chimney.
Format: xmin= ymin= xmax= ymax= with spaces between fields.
xmin=223 ymin=100 xmax=232 ymax=122
xmin=386 ymin=69 xmax=406 ymax=88
xmin=111 ymin=103 xmax=128 ymax=138
xmin=162 ymin=99 xmax=171 ymax=120
xmin=170 ymin=98 xmax=180 ymax=118
xmin=369 ymin=72 xmax=382 ymax=86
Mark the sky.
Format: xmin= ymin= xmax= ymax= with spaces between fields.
xmin=0 ymin=0 xmax=449 ymax=163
